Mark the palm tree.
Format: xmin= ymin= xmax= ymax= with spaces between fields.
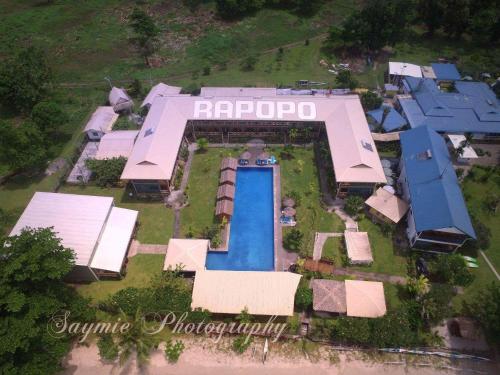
xmin=288 ymin=128 xmax=298 ymax=144
xmin=406 ymin=275 xmax=430 ymax=301
xmin=117 ymin=308 xmax=157 ymax=367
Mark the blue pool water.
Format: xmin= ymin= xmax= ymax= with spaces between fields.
xmin=206 ymin=167 xmax=274 ymax=271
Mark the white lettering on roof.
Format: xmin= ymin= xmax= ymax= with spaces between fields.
xmin=193 ymin=100 xmax=317 ymax=120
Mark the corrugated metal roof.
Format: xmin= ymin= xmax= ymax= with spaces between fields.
xmin=191 ymin=270 xmax=301 ymax=316
xmin=84 ymin=106 xmax=118 ymax=133
xmin=431 ymin=63 xmax=461 ymax=81
xmin=367 ymin=106 xmax=408 ymax=132
xmin=10 ymin=192 xmax=114 ymax=266
xmin=95 ymin=130 xmax=139 ymax=160
xmin=388 ymin=62 xmax=422 ymax=78
xmin=90 ymin=207 xmax=138 ymax=272
xmin=400 ymin=126 xmax=476 ymax=238
xmin=141 ymin=82 xmax=182 ymax=108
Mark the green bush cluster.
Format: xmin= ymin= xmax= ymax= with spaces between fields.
xmin=86 ymin=157 xmax=127 ymax=187
xmin=164 ymin=339 xmax=185 ymax=363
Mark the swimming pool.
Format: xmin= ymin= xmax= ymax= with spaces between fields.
xmin=205 ymin=167 xmax=274 ymax=271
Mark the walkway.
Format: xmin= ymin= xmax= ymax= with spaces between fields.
xmin=333 ymin=267 xmax=406 ymax=284
xmin=128 ymin=240 xmax=168 ymax=257
xmin=170 ymin=143 xmax=197 ymax=238
xmin=480 ymin=250 xmax=500 ymax=281
xmin=312 ymin=232 xmax=343 ymax=261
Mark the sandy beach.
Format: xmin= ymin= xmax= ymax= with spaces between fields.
xmin=61 ymin=337 xmax=498 ymax=375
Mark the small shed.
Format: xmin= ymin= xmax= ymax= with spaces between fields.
xmin=219 ymin=169 xmax=236 ymax=185
xmin=215 ymin=199 xmax=234 ymax=219
xmin=311 ymin=279 xmax=347 ymax=317
xmin=163 ymin=239 xmax=209 ymax=275
xmin=83 ymin=106 xmax=118 ymax=140
xmin=421 ymin=66 xmax=437 ymax=79
xmin=217 ymin=184 xmax=235 ymax=201
xmin=109 ymin=87 xmax=134 ymax=113
xmin=365 ymin=187 xmax=409 ymax=224
xmin=345 ymin=280 xmax=386 ymax=318
xmin=95 ymin=130 xmax=139 ymax=160
xmin=446 ymin=134 xmax=478 ymax=161
xmin=220 ymin=157 xmax=238 ymax=171
xmin=344 ymin=231 xmax=373 ymax=265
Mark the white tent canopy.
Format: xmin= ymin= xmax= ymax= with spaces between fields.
xmin=447 ymin=134 xmax=478 ymax=159
xmin=389 ymin=62 xmax=423 ymax=78
xmin=163 ymin=239 xmax=209 ymax=272
xmin=345 ymin=280 xmax=387 ymax=318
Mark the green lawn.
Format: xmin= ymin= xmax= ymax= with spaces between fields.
xmin=180 ymin=147 xmax=243 ymax=237
xmin=277 ymin=146 xmax=344 ymax=257
xmin=350 ymin=218 xmax=408 ymax=276
xmin=77 ymin=254 xmax=164 ymax=302
xmin=321 ymin=237 xmax=343 ymax=263
xmin=58 ymin=185 xmax=174 ymax=244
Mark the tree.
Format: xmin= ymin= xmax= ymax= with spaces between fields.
xmin=430 ymin=254 xmax=474 ymax=286
xmin=196 ymin=137 xmax=208 ymax=151
xmin=215 ymin=0 xmax=265 ymax=19
xmin=164 ymin=339 xmax=185 ymax=363
xmin=31 ymin=101 xmax=68 ymax=137
xmin=336 ymin=70 xmax=358 ymax=90
xmin=232 ymin=335 xmax=253 ymax=353
xmin=416 ymin=0 xmax=445 ymax=35
xmin=116 ymin=308 xmax=157 ymax=367
xmin=98 ymin=334 xmax=119 ymax=361
xmin=0 ymin=46 xmax=52 ymax=113
xmin=336 ymin=0 xmax=412 ymax=52
xmin=360 ymin=91 xmax=383 ymax=111
xmin=128 ymin=8 xmax=160 ymax=65
xmin=283 ymin=229 xmax=303 ymax=252
xmin=344 ymin=195 xmax=364 ymax=217
xmin=462 ymin=282 xmax=500 ymax=345
xmin=469 ymin=5 xmax=500 ymax=44
xmin=86 ymin=157 xmax=127 ymax=187
xmin=0 ymin=228 xmax=94 ymax=375
xmin=236 ymin=307 xmax=253 ymax=324
xmin=442 ymin=0 xmax=470 ymax=38
xmin=183 ymin=0 xmax=203 ymax=12
xmin=0 ymin=121 xmax=49 ymax=172
xmin=295 ymin=286 xmax=313 ymax=311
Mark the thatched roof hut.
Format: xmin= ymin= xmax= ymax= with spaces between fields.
xmin=217 ymin=184 xmax=235 ymax=201
xmin=240 ymin=151 xmax=251 ymax=160
xmin=215 ymin=199 xmax=234 ymax=219
xmin=219 ymin=169 xmax=236 ymax=185
xmin=221 ymin=157 xmax=238 ymax=171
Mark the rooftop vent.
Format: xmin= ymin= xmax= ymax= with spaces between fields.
xmin=417 ymin=149 xmax=432 ymax=160
xmin=144 ymin=128 xmax=154 ymax=137
xmin=361 ymin=140 xmax=373 ymax=152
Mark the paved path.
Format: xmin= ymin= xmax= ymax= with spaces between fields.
xmin=312 ymin=232 xmax=343 ymax=261
xmin=171 ymin=143 xmax=197 ymax=238
xmin=480 ymin=250 xmax=500 ymax=281
xmin=333 ymin=267 xmax=407 ymax=285
xmin=128 ymin=240 xmax=168 ymax=257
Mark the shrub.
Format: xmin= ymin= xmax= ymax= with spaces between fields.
xmin=240 ymin=55 xmax=258 ymax=71
xmin=202 ymin=225 xmax=222 ymax=247
xmin=196 ymin=137 xmax=208 ymax=151
xmin=429 ymin=254 xmax=474 ymax=286
xmin=360 ymin=91 xmax=382 ymax=111
xmin=202 ymin=66 xmax=211 ymax=76
xmin=294 ymin=286 xmax=313 ymax=311
xmin=283 ymin=229 xmax=303 ymax=252
xmin=86 ymin=157 xmax=127 ymax=187
xmin=97 ymin=334 xmax=118 ymax=361
xmin=164 ymin=339 xmax=185 ymax=363
xmin=344 ymin=195 xmax=364 ymax=216
xmin=232 ymin=335 xmax=253 ymax=354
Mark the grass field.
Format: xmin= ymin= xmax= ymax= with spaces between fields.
xmin=59 ymin=185 xmax=174 ymax=244
xmin=276 ymin=146 xmax=345 ymax=256
xmin=321 ymin=237 xmax=343 ymax=263
xmin=77 ymin=254 xmax=164 ymax=302
xmin=180 ymin=147 xmax=243 ymax=237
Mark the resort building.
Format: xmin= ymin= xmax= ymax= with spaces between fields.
xmin=366 ymin=105 xmax=408 ymax=133
xmin=365 ymin=187 xmax=409 ymax=225
xmin=141 ymin=82 xmax=183 ymax=109
xmin=120 ymin=88 xmax=386 ymax=198
xmin=399 ymin=126 xmax=476 ymax=252
xmin=9 ymin=192 xmax=138 ymax=282
xmin=191 ymin=270 xmax=301 ymax=316
xmin=311 ymin=279 xmax=386 ymax=318
xmin=109 ymin=87 xmax=134 ymax=113
xmin=163 ymin=239 xmax=209 ymax=276
xmin=83 ymin=106 xmax=118 ymax=140
xmin=398 ymin=78 xmax=500 ymax=138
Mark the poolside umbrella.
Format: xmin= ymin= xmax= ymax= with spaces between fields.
xmin=240 ymin=151 xmax=251 ymax=160
xmin=283 ymin=207 xmax=296 ymax=217
xmin=258 ymin=152 xmax=269 ymax=160
xmin=283 ymin=197 xmax=295 ymax=208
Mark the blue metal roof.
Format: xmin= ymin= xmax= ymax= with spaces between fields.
xmin=400 ymin=78 xmax=500 ymax=134
xmin=367 ymin=106 xmax=407 ymax=132
xmin=431 ymin=63 xmax=461 ymax=81
xmin=400 ymin=126 xmax=476 ymax=239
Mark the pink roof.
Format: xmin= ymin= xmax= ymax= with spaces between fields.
xmin=95 ymin=130 xmax=139 ymax=160
xmin=121 ymin=91 xmax=385 ymax=183
xmin=141 ymin=82 xmax=183 ymax=108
